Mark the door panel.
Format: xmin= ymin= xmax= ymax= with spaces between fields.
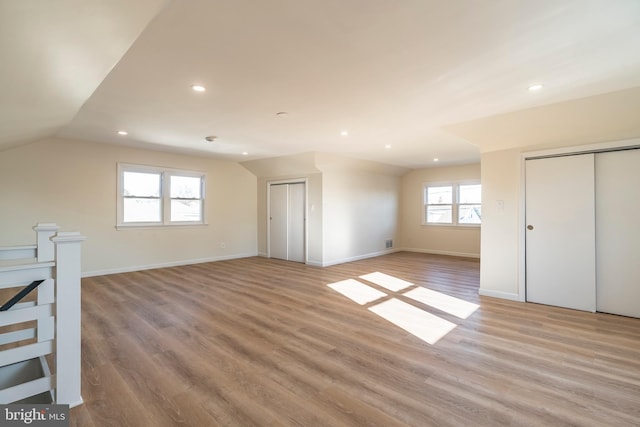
xmin=595 ymin=149 xmax=640 ymax=318
xmin=525 ymin=154 xmax=596 ymax=312
xmin=269 ymin=184 xmax=288 ymax=260
xmin=287 ymin=183 xmax=305 ymax=262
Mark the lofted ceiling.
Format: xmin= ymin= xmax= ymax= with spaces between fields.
xmin=2 ymin=0 xmax=640 ymax=169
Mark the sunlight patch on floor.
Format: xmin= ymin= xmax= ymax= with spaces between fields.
xmin=327 ymin=272 xmax=478 ymax=345
xmin=359 ymin=272 xmax=413 ymax=292
xmin=368 ymin=298 xmax=456 ymax=345
xmin=327 ymin=279 xmax=388 ymax=305
xmin=403 ymin=287 xmax=479 ymax=319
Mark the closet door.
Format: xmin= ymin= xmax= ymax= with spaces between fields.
xmin=287 ymin=183 xmax=305 ymax=262
xmin=596 ymin=149 xmax=640 ymax=318
xmin=525 ymin=154 xmax=596 ymax=312
xmin=268 ymin=182 xmax=306 ymax=263
xmin=269 ymin=184 xmax=289 ymax=260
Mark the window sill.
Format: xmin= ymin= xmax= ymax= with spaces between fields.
xmin=421 ymin=223 xmax=480 ymax=229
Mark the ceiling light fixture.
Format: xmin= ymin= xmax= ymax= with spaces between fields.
xmin=385 ymin=144 xmax=391 ymax=149
xmin=276 ymin=112 xmax=288 ymax=117
xmin=117 ymin=130 xmax=128 ymax=135
xmin=528 ymin=84 xmax=543 ymax=92
xmin=191 ymin=84 xmax=206 ymax=92
xmin=205 ymin=135 xmax=217 ymax=142
xmin=242 ymin=151 xmax=249 ymax=156
xmin=340 ymin=130 xmax=349 ymax=137
xmin=433 ymin=158 xmax=439 ymax=162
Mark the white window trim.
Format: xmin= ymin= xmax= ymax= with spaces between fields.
xmin=117 ymin=163 xmax=207 ymax=229
xmin=422 ymin=180 xmax=481 ymax=228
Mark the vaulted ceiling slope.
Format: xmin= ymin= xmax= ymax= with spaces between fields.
xmin=0 ymin=0 xmax=168 ymax=150
xmin=2 ymin=0 xmax=640 ymax=168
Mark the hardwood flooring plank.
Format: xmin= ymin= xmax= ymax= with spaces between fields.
xmin=68 ymin=252 xmax=640 ymax=426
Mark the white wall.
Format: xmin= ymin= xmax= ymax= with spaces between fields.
xmin=479 ymin=149 xmax=521 ymax=300
xmin=243 ymin=152 xmax=403 ymax=267
xmin=400 ymin=164 xmax=481 ymax=258
xmin=0 ymin=138 xmax=258 ymax=275
xmin=322 ymin=168 xmax=400 ymax=265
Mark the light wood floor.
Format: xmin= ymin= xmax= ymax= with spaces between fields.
xmin=69 ymin=252 xmax=640 ymax=426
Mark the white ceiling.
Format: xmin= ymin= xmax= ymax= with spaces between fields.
xmin=0 ymin=0 xmax=168 ymax=149
xmin=3 ymin=0 xmax=640 ymax=168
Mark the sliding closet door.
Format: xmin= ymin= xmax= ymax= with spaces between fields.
xmin=269 ymin=182 xmax=305 ymax=262
xmin=287 ymin=183 xmax=305 ymax=263
xmin=525 ymin=154 xmax=596 ymax=312
xmin=595 ymin=149 xmax=640 ymax=318
xmin=269 ymin=184 xmax=289 ymax=260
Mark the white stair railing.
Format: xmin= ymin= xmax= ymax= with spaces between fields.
xmin=0 ymin=223 xmax=85 ymax=407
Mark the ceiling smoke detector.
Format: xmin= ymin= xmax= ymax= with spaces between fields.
xmin=205 ymin=135 xmax=217 ymax=142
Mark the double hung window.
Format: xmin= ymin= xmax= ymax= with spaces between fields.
xmin=424 ymin=182 xmax=481 ymax=226
xmin=118 ymin=164 xmax=205 ymax=227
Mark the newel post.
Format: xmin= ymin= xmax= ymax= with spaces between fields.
xmin=51 ymin=231 xmax=86 ymax=407
xmin=33 ymin=223 xmax=60 ymax=262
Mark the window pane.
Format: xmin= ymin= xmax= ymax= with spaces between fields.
xmin=427 ymin=186 xmax=453 ymax=204
xmin=427 ymin=206 xmax=452 ymax=224
xmin=459 ymin=184 xmax=481 ymax=204
xmin=123 ymin=198 xmax=161 ymax=222
xmin=123 ymin=172 xmax=161 ymax=197
xmin=171 ymin=200 xmax=202 ymax=222
xmin=459 ymin=204 xmax=482 ymax=224
xmin=170 ymin=175 xmax=201 ymax=199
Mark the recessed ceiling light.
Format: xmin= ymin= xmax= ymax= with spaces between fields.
xmin=433 ymin=158 xmax=439 ymax=162
xmin=242 ymin=151 xmax=249 ymax=156
xmin=340 ymin=130 xmax=349 ymax=137
xmin=528 ymin=84 xmax=543 ymax=92
xmin=191 ymin=84 xmax=206 ymax=92
xmin=117 ymin=130 xmax=128 ymax=135
xmin=385 ymin=144 xmax=391 ymax=149
xmin=205 ymin=135 xmax=217 ymax=142
xmin=276 ymin=112 xmax=288 ymax=117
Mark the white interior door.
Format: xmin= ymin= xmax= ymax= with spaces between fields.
xmin=525 ymin=154 xmax=596 ymax=312
xmin=269 ymin=182 xmax=305 ymax=262
xmin=595 ymin=149 xmax=640 ymax=318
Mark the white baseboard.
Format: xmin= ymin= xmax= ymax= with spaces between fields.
xmin=257 ymin=252 xmax=323 ymax=267
xmin=81 ymin=252 xmax=258 ymax=277
xmin=320 ymin=248 xmax=399 ymax=267
xmin=478 ymin=288 xmax=521 ymax=301
xmin=401 ymin=247 xmax=480 ymax=259
xmin=247 ymin=248 xmax=477 ymax=268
